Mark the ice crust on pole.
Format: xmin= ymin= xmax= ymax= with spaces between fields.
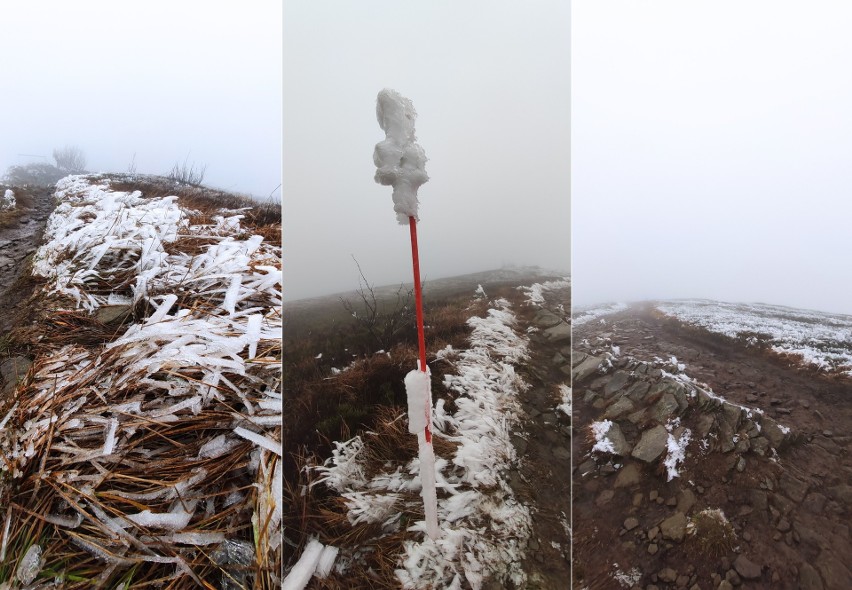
xmin=404 ymin=367 xmax=440 ymax=539
xmin=373 ymin=88 xmax=429 ymax=224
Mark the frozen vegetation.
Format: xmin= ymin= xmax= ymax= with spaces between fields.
xmin=573 ymin=302 xmax=628 ymax=326
xmin=313 ymin=297 xmax=531 ymax=589
xmin=658 ymin=299 xmax=852 ymax=376
xmin=0 ymin=175 xmax=282 ymax=586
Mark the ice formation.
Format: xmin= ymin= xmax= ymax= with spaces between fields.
xmin=282 ymin=539 xmax=340 ymax=590
xmin=404 ymin=367 xmax=431 ymax=435
xmin=315 ymin=298 xmax=532 ymax=589
xmin=404 ymin=365 xmax=439 ymax=539
xmin=1 ymin=189 xmax=15 ymax=210
xmin=374 ymin=88 xmax=429 ymax=224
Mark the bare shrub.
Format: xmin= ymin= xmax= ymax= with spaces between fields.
xmin=167 ymin=158 xmax=207 ymax=185
xmin=340 ymin=257 xmax=417 ymax=353
xmin=52 ymin=145 xmax=87 ymax=173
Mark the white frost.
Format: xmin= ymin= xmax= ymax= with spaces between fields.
xmin=590 ymin=420 xmax=616 ymax=454
xmin=374 ymin=88 xmax=429 ymax=224
xmin=404 ymin=367 xmax=431 ymax=435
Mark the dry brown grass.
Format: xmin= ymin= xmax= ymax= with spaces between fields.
xmin=0 ymin=175 xmax=282 ymax=588
xmin=0 ymin=185 xmax=38 ymax=229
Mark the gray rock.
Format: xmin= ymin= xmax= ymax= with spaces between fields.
xmin=614 ymin=462 xmax=642 ymax=488
xmin=0 ymin=356 xmax=32 ymax=385
xmin=695 ymin=414 xmax=715 ymax=439
xmin=814 ymin=551 xmax=852 ymax=588
xmin=750 ymin=436 xmax=769 ymax=456
xmin=760 ymin=416 xmax=788 ymax=449
xmin=602 ymin=422 xmax=632 ymax=456
xmin=624 ymin=517 xmax=639 ymax=531
xmin=651 ymin=393 xmax=679 ymax=423
xmin=721 ymin=403 xmax=742 ymax=429
xmin=0 ymin=356 xmax=33 ymax=395
xmin=660 ymin=512 xmax=687 ymax=542
xmin=534 ymin=309 xmax=563 ymax=328
xmin=676 ymin=489 xmax=696 ymax=515
xmin=632 ymin=425 xmax=669 ymax=463
xmin=779 ymin=472 xmax=809 ymax=503
xmin=604 ymin=396 xmax=635 ymax=420
xmin=553 ymin=446 xmax=570 ymax=460
xmin=604 ymin=371 xmax=631 ymax=397
xmin=828 ymin=484 xmax=852 ymax=504
xmin=658 ymin=567 xmax=678 ymax=583
xmin=733 ymin=555 xmax=762 ymax=579
xmin=95 ymin=304 xmax=132 ymax=324
xmin=798 ymin=562 xmax=824 ymax=590
xmin=802 ymin=492 xmax=827 ymax=514
xmin=542 ymin=322 xmax=571 ymax=343
xmin=625 ymin=380 xmax=651 ymax=402
xmin=572 ymin=355 xmax=603 ymax=383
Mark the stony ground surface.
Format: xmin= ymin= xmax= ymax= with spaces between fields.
xmin=0 ymin=187 xmax=53 ymax=394
xmin=506 ymin=283 xmax=572 ymax=589
xmin=573 ymin=303 xmax=852 ymax=590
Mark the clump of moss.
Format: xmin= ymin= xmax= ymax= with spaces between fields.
xmin=686 ymin=508 xmax=736 ymax=557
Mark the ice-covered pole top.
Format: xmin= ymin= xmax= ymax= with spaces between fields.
xmin=373 ymin=88 xmax=429 ymax=224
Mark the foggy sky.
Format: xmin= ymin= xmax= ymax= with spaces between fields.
xmin=574 ymin=1 xmax=852 ymax=315
xmin=0 ymin=2 xmax=281 ymax=200
xmin=283 ymin=1 xmax=570 ymax=302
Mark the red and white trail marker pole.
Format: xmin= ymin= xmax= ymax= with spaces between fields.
xmin=374 ymin=89 xmax=439 ymax=539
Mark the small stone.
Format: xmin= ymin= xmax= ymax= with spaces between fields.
xmin=742 ymin=531 xmax=752 ymax=542
xmin=649 ymin=490 xmax=659 ymax=501
xmin=823 ymin=430 xmax=833 ymax=438
xmin=798 ymin=563 xmax=824 ymax=590
xmin=624 ymin=517 xmax=639 ymax=531
xmin=725 ymin=569 xmax=741 ymax=585
xmin=733 ymin=555 xmax=762 ymax=579
xmin=676 ymin=575 xmax=690 ymax=587
xmin=596 ymin=489 xmax=615 ymax=506
xmin=658 ymin=568 xmax=678 ymax=583
xmin=660 ymin=512 xmax=687 ymax=542
xmin=777 ymin=517 xmax=791 ymax=532
xmin=666 ymin=497 xmax=677 ymax=507
xmin=648 ymin=543 xmax=658 ymax=555
xmin=656 ymin=496 xmax=664 ymax=505
xmin=718 ymin=581 xmax=733 ymax=590
xmin=648 ymin=526 xmax=660 ymax=540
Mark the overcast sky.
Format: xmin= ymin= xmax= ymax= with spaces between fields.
xmin=0 ymin=1 xmax=281 ymax=200
xmin=283 ymin=1 xmax=570 ymax=302
xmin=574 ymin=1 xmax=852 ymax=315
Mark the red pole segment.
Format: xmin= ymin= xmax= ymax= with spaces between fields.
xmin=408 ymin=215 xmax=431 ymax=443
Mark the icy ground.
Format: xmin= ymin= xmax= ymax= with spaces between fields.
xmin=573 ymin=302 xmax=628 ymax=327
xmin=0 ymin=175 xmax=282 ymax=585
xmin=658 ymin=299 xmax=852 ymax=377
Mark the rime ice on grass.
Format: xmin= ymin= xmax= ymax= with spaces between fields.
xmin=590 ymin=420 xmax=616 ymax=454
xmin=374 ymin=88 xmax=429 ymax=223
xmin=1 ymin=189 xmax=15 ymax=210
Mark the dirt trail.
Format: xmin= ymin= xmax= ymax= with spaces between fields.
xmin=573 ymin=303 xmax=852 ymax=590
xmin=504 ymin=283 xmax=572 ymax=589
xmin=0 ymin=188 xmax=55 ymax=333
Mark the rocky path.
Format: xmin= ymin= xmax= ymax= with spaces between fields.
xmin=0 ymin=187 xmax=54 ymax=396
xmin=502 ymin=283 xmax=572 ymax=589
xmin=0 ymin=187 xmax=54 ymax=332
xmin=573 ymin=303 xmax=852 ymax=590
